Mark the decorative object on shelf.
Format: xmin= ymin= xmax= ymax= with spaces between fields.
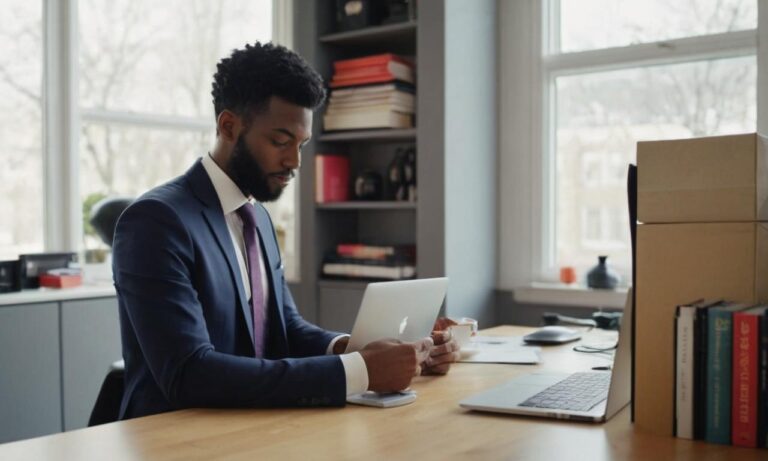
xmin=559 ymin=266 xmax=576 ymax=285
xmin=316 ymin=154 xmax=351 ymax=203
xmin=586 ymin=255 xmax=620 ymax=290
xmin=387 ymin=146 xmax=417 ymax=201
xmin=354 ymin=170 xmax=384 ymax=200
xmin=335 ymin=0 xmax=388 ymax=31
xmin=381 ymin=0 xmax=413 ymax=24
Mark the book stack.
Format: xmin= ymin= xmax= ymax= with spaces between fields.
xmin=324 ymin=53 xmax=415 ymax=131
xmin=321 ymin=243 xmax=416 ymax=280
xmin=675 ymin=301 xmax=768 ymax=448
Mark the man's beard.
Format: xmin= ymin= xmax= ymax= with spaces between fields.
xmin=228 ymin=134 xmax=286 ymax=202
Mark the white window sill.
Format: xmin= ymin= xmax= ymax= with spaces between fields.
xmin=513 ymin=282 xmax=628 ymax=309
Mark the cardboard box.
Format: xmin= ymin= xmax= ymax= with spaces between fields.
xmin=635 ymin=222 xmax=768 ymax=436
xmin=637 ymin=133 xmax=768 ymax=223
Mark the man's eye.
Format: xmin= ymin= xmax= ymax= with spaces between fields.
xmin=272 ymin=140 xmax=289 ymax=147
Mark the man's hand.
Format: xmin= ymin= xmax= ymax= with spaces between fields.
xmin=332 ymin=336 xmax=349 ymax=355
xmin=359 ymin=338 xmax=433 ymax=392
xmin=422 ymin=317 xmax=461 ymax=375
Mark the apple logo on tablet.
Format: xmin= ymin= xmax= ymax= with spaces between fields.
xmin=399 ymin=317 xmax=408 ymax=335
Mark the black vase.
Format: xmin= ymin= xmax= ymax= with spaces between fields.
xmin=586 ymin=256 xmax=620 ymax=290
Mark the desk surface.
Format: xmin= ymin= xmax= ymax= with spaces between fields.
xmin=1 ymin=326 xmax=763 ymax=460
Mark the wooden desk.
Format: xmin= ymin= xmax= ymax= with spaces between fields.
xmin=0 ymin=326 xmax=764 ymax=460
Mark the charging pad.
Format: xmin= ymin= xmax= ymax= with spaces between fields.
xmin=347 ymin=390 xmax=417 ymax=408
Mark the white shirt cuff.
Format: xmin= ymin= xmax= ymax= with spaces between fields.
xmin=339 ymin=352 xmax=369 ymax=396
xmin=327 ymin=334 xmax=349 ymax=355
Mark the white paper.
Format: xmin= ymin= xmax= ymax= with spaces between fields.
xmin=458 ymin=336 xmax=541 ymax=364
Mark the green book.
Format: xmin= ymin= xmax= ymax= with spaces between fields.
xmin=705 ymin=303 xmax=750 ymax=444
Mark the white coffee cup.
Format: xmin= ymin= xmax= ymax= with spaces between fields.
xmin=448 ymin=317 xmax=478 ymax=348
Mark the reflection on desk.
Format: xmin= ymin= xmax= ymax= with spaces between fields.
xmin=0 ymin=326 xmax=763 ymax=460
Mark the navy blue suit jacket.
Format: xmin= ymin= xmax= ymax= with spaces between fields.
xmin=113 ymin=160 xmax=346 ymax=419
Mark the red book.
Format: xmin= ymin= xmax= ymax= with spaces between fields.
xmin=732 ymin=309 xmax=760 ymax=447
xmin=333 ymin=53 xmax=412 ymax=72
xmin=329 ymin=74 xmax=399 ymax=88
xmin=315 ymin=154 xmax=349 ymax=203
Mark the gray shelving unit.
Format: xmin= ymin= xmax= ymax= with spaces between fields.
xmin=293 ymin=0 xmax=498 ymax=329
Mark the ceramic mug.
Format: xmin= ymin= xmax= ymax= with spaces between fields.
xmin=448 ymin=317 xmax=478 ymax=348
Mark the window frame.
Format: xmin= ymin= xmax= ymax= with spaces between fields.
xmin=499 ymin=0 xmax=768 ymax=303
xmin=39 ymin=0 xmax=298 ymax=279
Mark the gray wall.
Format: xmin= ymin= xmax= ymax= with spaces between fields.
xmin=443 ymin=0 xmax=498 ymax=327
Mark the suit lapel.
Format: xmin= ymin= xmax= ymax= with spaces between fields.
xmin=255 ymin=205 xmax=287 ymax=341
xmin=186 ymin=160 xmax=254 ymax=347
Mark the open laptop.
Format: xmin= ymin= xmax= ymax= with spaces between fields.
xmin=459 ymin=288 xmax=633 ymax=422
xmin=345 ymin=277 xmax=448 ymax=352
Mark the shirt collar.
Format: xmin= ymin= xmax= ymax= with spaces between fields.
xmin=201 ymin=153 xmax=251 ymax=214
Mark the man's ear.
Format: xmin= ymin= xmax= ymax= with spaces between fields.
xmin=216 ymin=110 xmax=241 ymax=142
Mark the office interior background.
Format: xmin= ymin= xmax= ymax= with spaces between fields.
xmin=0 ymin=0 xmax=765 ymax=444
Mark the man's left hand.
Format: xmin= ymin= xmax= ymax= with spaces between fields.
xmin=422 ymin=319 xmax=461 ymax=375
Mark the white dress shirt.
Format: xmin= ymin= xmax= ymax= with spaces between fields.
xmin=201 ymin=154 xmax=368 ymax=396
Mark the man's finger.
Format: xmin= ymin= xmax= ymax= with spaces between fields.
xmin=431 ymin=329 xmax=451 ymax=346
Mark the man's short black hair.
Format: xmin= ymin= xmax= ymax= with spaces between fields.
xmin=211 ymin=42 xmax=326 ymax=122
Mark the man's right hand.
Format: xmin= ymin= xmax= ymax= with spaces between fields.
xmin=358 ymin=338 xmax=433 ymax=393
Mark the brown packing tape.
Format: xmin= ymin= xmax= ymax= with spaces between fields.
xmin=638 ymin=187 xmax=756 ymax=224
xmin=635 ymin=222 xmax=767 ymax=436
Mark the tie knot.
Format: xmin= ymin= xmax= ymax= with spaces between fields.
xmin=236 ymin=203 xmax=258 ymax=228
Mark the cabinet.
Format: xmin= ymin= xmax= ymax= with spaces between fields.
xmin=61 ymin=298 xmax=122 ymax=431
xmin=0 ymin=289 xmax=120 ymax=442
xmin=0 ymin=303 xmax=61 ymax=443
xmin=293 ymin=0 xmax=498 ymax=330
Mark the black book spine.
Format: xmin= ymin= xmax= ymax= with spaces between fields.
xmin=693 ymin=307 xmax=708 ymax=440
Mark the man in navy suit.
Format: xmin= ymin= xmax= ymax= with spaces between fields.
xmin=112 ymin=42 xmax=460 ymax=419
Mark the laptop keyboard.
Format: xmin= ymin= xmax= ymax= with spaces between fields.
xmin=519 ymin=372 xmax=610 ymax=412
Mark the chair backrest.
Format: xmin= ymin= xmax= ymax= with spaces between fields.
xmin=88 ymin=360 xmax=125 ymax=427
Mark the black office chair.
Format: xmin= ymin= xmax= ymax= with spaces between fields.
xmin=88 ymin=360 xmax=125 ymax=427
xmin=87 ymin=197 xmax=132 ymax=427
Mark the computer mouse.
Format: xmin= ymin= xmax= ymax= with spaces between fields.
xmin=523 ymin=326 xmax=582 ymax=345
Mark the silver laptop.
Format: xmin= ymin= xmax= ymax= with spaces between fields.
xmin=345 ymin=277 xmax=448 ymax=352
xmin=459 ymin=288 xmax=633 ymax=422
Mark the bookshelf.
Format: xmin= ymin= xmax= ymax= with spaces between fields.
xmin=292 ymin=0 xmax=498 ymax=332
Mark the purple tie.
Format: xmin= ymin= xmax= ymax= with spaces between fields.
xmin=236 ymin=203 xmax=265 ymax=357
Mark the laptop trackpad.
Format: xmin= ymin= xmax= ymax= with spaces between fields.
xmin=467 ymin=372 xmax=571 ymax=407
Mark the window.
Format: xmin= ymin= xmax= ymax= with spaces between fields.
xmin=0 ymin=1 xmax=300 ymax=280
xmin=498 ymin=0 xmax=760 ymax=293
xmin=78 ymin=0 xmax=281 ymax=260
xmin=0 ymin=1 xmax=44 ymax=260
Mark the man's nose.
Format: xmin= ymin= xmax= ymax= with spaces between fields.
xmin=283 ymin=147 xmax=300 ymax=170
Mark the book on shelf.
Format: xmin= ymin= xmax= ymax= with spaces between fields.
xmin=732 ymin=306 xmax=766 ymax=448
xmin=332 ymin=60 xmax=414 ymax=83
xmin=329 ymin=92 xmax=415 ymax=108
xmin=321 ymin=244 xmax=416 ymax=281
xmin=321 ymin=255 xmax=416 ymax=281
xmin=705 ymin=302 xmax=750 ymax=444
xmin=675 ymin=301 xmax=700 ymax=439
xmin=330 ymin=81 xmax=415 ymax=97
xmin=315 ymin=154 xmax=350 ymax=203
xmin=333 ymin=53 xmax=413 ymax=72
xmin=324 ymin=110 xmax=413 ymax=131
xmin=336 ymin=243 xmax=416 ymax=261
xmin=325 ymin=102 xmax=414 ymax=115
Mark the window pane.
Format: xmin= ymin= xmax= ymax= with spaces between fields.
xmin=0 ymin=1 xmax=43 ymax=260
xmin=78 ymin=0 xmax=273 ymax=118
xmin=559 ymin=0 xmax=756 ymax=53
xmin=555 ymin=56 xmax=756 ymax=279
